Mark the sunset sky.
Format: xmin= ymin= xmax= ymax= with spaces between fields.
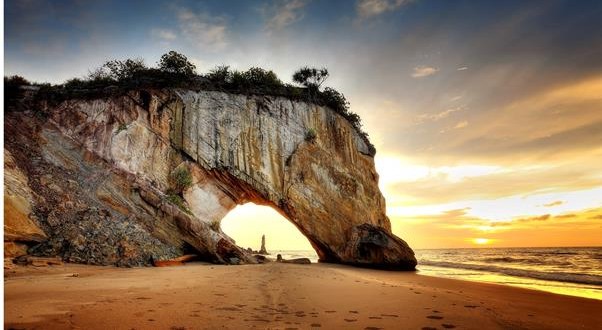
xmin=5 ymin=0 xmax=602 ymax=249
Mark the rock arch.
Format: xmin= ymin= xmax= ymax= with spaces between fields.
xmin=40 ymin=89 xmax=416 ymax=269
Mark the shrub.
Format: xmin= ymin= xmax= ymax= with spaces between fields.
xmin=318 ymin=87 xmax=349 ymax=115
xmin=305 ymin=128 xmax=317 ymax=142
xmin=226 ymin=67 xmax=283 ymax=93
xmin=207 ymin=65 xmax=232 ymax=85
xmin=5 ymin=75 xmax=30 ymax=86
xmin=242 ymin=67 xmax=282 ymax=87
xmin=101 ymin=58 xmax=147 ymax=81
xmin=158 ymin=51 xmax=196 ymax=76
xmin=166 ymin=193 xmax=192 ymax=215
xmin=116 ymin=123 xmax=128 ymax=133
xmin=4 ymin=75 xmax=31 ymax=111
xmin=170 ymin=167 xmax=193 ymax=193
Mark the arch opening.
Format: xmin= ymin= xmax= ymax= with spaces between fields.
xmin=220 ymin=203 xmax=319 ymax=262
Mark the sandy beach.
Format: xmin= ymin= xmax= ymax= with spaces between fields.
xmin=4 ymin=262 xmax=601 ymax=330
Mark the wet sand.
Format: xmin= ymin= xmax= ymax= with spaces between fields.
xmin=4 ymin=262 xmax=601 ymax=329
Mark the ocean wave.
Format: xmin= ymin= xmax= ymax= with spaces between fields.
xmin=482 ymin=257 xmax=537 ymax=264
xmin=419 ymin=260 xmax=602 ymax=286
xmin=478 ymin=257 xmax=576 ymax=267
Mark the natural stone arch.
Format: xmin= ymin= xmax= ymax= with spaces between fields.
xmin=165 ymin=90 xmax=417 ymax=269
xmin=42 ymin=88 xmax=416 ymax=269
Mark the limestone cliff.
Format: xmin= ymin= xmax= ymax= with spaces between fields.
xmin=4 ymin=88 xmax=416 ymax=269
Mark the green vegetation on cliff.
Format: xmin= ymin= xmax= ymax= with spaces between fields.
xmin=4 ymin=51 xmax=375 ymax=155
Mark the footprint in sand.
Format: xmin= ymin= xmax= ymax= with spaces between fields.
xmin=147 ymin=319 xmax=155 ymax=322
xmin=325 ymin=310 xmax=337 ymax=313
xmin=216 ymin=307 xmax=241 ymax=312
xmin=344 ymin=318 xmax=358 ymax=322
xmin=369 ymin=316 xmax=382 ymax=319
xmin=349 ymin=310 xmax=359 ymax=314
xmin=442 ymin=324 xmax=456 ymax=329
xmin=427 ymin=315 xmax=444 ymax=320
xmin=381 ymin=314 xmax=399 ymax=318
xmin=365 ymin=327 xmax=383 ymax=330
xmin=421 ymin=327 xmax=437 ymax=330
xmin=310 ymin=323 xmax=322 ymax=328
xmin=464 ymin=305 xmax=478 ymax=308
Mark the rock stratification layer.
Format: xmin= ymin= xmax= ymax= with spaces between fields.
xmin=4 ymin=89 xmax=416 ymax=269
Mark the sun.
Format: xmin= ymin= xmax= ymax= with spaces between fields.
xmin=473 ymin=238 xmax=490 ymax=245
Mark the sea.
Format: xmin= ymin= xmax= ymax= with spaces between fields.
xmin=272 ymin=247 xmax=602 ymax=300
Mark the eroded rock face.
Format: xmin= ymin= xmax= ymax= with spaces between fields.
xmin=4 ymin=89 xmax=416 ymax=269
xmin=4 ymin=149 xmax=46 ymax=258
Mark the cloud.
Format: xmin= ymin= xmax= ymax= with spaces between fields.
xmin=407 ymin=75 xmax=602 ymax=164
xmin=415 ymin=107 xmax=462 ymax=123
xmin=411 ymin=65 xmax=438 ymax=78
xmin=454 ymin=121 xmax=468 ymax=129
xmin=357 ymin=0 xmax=413 ymax=19
xmin=491 ymin=214 xmax=551 ymax=226
xmin=392 ymin=206 xmax=602 ymax=248
xmin=264 ymin=0 xmax=309 ymax=32
xmin=388 ymin=165 xmax=602 ymax=205
xmin=457 ymin=66 xmax=469 ymax=71
xmin=543 ymin=200 xmax=564 ymax=207
xmin=176 ymin=7 xmax=228 ymax=50
xmin=151 ymin=28 xmax=177 ymax=41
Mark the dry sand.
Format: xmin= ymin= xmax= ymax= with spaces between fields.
xmin=4 ymin=262 xmax=601 ymax=329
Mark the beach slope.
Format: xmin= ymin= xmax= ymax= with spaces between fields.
xmin=5 ymin=263 xmax=601 ymax=329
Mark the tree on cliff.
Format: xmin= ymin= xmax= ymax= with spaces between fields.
xmin=292 ymin=67 xmax=329 ymax=92
xmin=100 ymin=58 xmax=147 ymax=81
xmin=158 ymin=51 xmax=196 ymax=76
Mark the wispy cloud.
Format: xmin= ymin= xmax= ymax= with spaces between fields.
xmin=415 ymin=107 xmax=462 ymax=123
xmin=357 ymin=0 xmax=413 ymax=19
xmin=543 ymin=200 xmax=564 ymax=207
xmin=389 ymin=166 xmax=602 ymax=206
xmin=176 ymin=7 xmax=228 ymax=50
xmin=411 ymin=65 xmax=438 ymax=78
xmin=457 ymin=66 xmax=469 ymax=71
xmin=264 ymin=0 xmax=309 ymax=32
xmin=454 ymin=121 xmax=468 ymax=129
xmin=151 ymin=28 xmax=177 ymax=41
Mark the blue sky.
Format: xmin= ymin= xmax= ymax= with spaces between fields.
xmin=5 ymin=0 xmax=602 ymax=248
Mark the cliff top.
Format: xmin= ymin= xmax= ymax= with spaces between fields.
xmin=5 ymin=51 xmax=375 ymax=156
